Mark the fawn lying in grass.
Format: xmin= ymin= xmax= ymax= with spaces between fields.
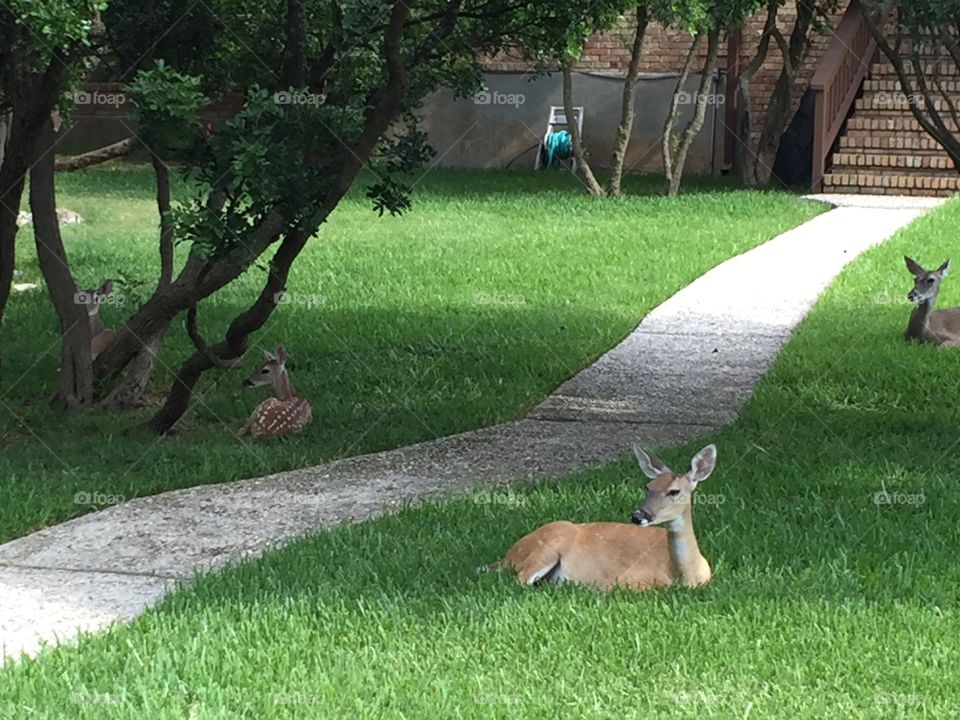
xmin=240 ymin=346 xmax=312 ymax=439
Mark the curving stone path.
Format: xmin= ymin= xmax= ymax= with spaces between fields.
xmin=0 ymin=194 xmax=943 ymax=664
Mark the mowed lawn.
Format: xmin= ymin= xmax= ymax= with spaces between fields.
xmin=2 ymin=198 xmax=958 ymax=718
xmin=0 ymin=167 xmax=823 ymax=544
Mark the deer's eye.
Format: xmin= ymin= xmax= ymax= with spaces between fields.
xmin=261 ymin=368 xmax=270 ymax=374
xmin=927 ymin=277 xmax=935 ymax=284
xmin=667 ymin=489 xmax=681 ymax=497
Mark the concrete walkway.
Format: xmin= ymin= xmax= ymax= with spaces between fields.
xmin=0 ymin=194 xmax=942 ymax=663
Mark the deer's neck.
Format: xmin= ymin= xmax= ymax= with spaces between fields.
xmin=272 ymin=369 xmax=297 ymax=401
xmin=906 ymin=298 xmax=935 ymax=342
xmin=665 ymin=512 xmax=710 ymax=587
xmin=88 ymin=310 xmax=105 ymax=336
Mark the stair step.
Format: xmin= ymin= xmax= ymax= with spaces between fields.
xmin=855 ymin=94 xmax=958 ymax=112
xmin=872 ymin=61 xmax=959 ymax=78
xmin=831 ymin=152 xmax=957 ymax=171
xmin=848 ymin=115 xmax=960 ymax=133
xmin=839 ymin=133 xmax=946 ymax=152
xmin=823 ymin=172 xmax=959 ymax=196
xmin=864 ymin=78 xmax=960 ymax=94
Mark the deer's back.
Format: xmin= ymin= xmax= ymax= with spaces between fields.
xmin=248 ymin=396 xmax=312 ymax=438
xmin=502 ymin=521 xmax=675 ymax=591
xmin=929 ymin=307 xmax=960 ymax=342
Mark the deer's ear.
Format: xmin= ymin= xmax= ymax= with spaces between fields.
xmin=261 ymin=348 xmax=276 ymax=362
xmin=938 ymin=259 xmax=951 ymax=276
xmin=97 ymin=280 xmax=113 ymax=295
xmin=905 ymin=256 xmax=924 ymax=276
xmin=275 ymin=345 xmax=288 ymax=364
xmin=633 ymin=444 xmax=671 ymax=479
xmin=689 ymin=444 xmax=717 ymax=484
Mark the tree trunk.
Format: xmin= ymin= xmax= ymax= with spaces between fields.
xmin=607 ymin=6 xmax=649 ymax=197
xmin=662 ymin=35 xmax=701 ymax=193
xmin=0 ymin=107 xmax=22 ymax=379
xmin=734 ymin=0 xmax=778 ymax=186
xmin=664 ymin=27 xmax=720 ymax=197
xmin=751 ymin=0 xmax=816 ymax=186
xmin=147 ymin=0 xmax=414 ymax=434
xmin=561 ymin=63 xmax=605 ymax=197
xmin=30 ymin=119 xmax=94 ymax=409
xmin=54 ymin=137 xmax=138 ymax=172
xmin=101 ymin=155 xmax=176 ymax=409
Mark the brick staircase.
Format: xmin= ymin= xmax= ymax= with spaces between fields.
xmin=822 ymin=57 xmax=960 ymax=196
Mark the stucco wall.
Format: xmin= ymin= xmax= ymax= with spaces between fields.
xmin=420 ymin=70 xmax=724 ymax=174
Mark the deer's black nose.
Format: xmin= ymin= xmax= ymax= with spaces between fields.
xmin=632 ymin=510 xmax=652 ymax=526
xmin=243 ymin=379 xmax=255 ymax=388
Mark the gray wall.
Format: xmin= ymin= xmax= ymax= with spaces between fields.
xmin=420 ymin=71 xmax=725 ymax=174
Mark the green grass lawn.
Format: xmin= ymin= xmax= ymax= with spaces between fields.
xmin=2 ymin=197 xmax=957 ymax=718
xmin=0 ymin=167 xmax=822 ymax=544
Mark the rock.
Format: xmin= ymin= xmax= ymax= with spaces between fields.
xmin=56 ymin=208 xmax=83 ymax=225
xmin=12 ymin=283 xmax=39 ymax=293
xmin=15 ymin=209 xmax=83 ymax=227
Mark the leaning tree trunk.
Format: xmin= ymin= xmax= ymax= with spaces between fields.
xmin=663 ymin=27 xmax=720 ymax=197
xmin=147 ymin=0 xmax=413 ymax=434
xmin=0 ymin=109 xmax=22 ymax=379
xmin=55 ymin=137 xmax=138 ymax=172
xmin=751 ymin=0 xmax=817 ymax=186
xmin=102 ymin=155 xmax=176 ymax=409
xmin=662 ymin=34 xmax=701 ymax=194
xmin=561 ymin=62 xmax=605 ymax=198
xmin=735 ymin=0 xmax=778 ymax=186
xmin=607 ymin=5 xmax=650 ymax=198
xmin=30 ymin=119 xmax=94 ymax=409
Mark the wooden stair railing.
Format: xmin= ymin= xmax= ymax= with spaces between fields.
xmin=810 ymin=0 xmax=889 ymax=191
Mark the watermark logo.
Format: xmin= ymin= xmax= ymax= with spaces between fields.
xmin=674 ymin=689 xmax=722 ymax=705
xmin=273 ymin=91 xmax=326 ymax=107
xmin=73 ymin=291 xmax=125 ymax=307
xmin=872 ymin=289 xmax=906 ymax=306
xmin=875 ymin=691 xmax=924 ymax=707
xmin=473 ymin=90 xmax=525 ymax=108
xmin=71 ymin=691 xmax=122 ymax=706
xmin=65 ymin=90 xmax=127 ymax=108
xmin=474 ymin=291 xmax=525 ymax=306
xmin=274 ymin=692 xmax=322 ymax=706
xmin=474 ymin=693 xmax=523 ymax=706
xmin=74 ymin=491 xmax=126 ymax=508
xmin=873 ymin=490 xmax=925 ymax=507
xmin=273 ymin=291 xmax=325 ymax=308
xmin=473 ymin=488 xmax=527 ymax=508
xmin=676 ymin=91 xmax=724 ymax=106
xmin=875 ymin=91 xmax=925 ymax=108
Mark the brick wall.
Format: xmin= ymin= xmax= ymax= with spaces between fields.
xmin=483 ymin=2 xmax=850 ymax=158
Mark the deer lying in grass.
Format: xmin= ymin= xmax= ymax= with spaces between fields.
xmin=77 ymin=280 xmax=116 ymax=361
xmin=904 ymin=256 xmax=960 ymax=347
xmin=240 ymin=345 xmax=312 ymax=439
xmin=496 ymin=444 xmax=718 ymax=591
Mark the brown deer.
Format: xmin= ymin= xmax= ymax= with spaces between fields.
xmin=77 ymin=280 xmax=116 ymax=360
xmin=496 ymin=444 xmax=718 ymax=592
xmin=903 ymin=256 xmax=960 ymax=347
xmin=240 ymin=345 xmax=312 ymax=439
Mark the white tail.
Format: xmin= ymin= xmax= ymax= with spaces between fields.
xmin=240 ymin=345 xmax=312 ymax=439
xmin=77 ymin=280 xmax=116 ymax=361
xmin=904 ymin=256 xmax=960 ymax=347
xmin=498 ymin=444 xmax=718 ymax=591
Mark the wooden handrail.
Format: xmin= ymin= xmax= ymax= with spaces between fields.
xmin=810 ymin=0 xmax=888 ymax=190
